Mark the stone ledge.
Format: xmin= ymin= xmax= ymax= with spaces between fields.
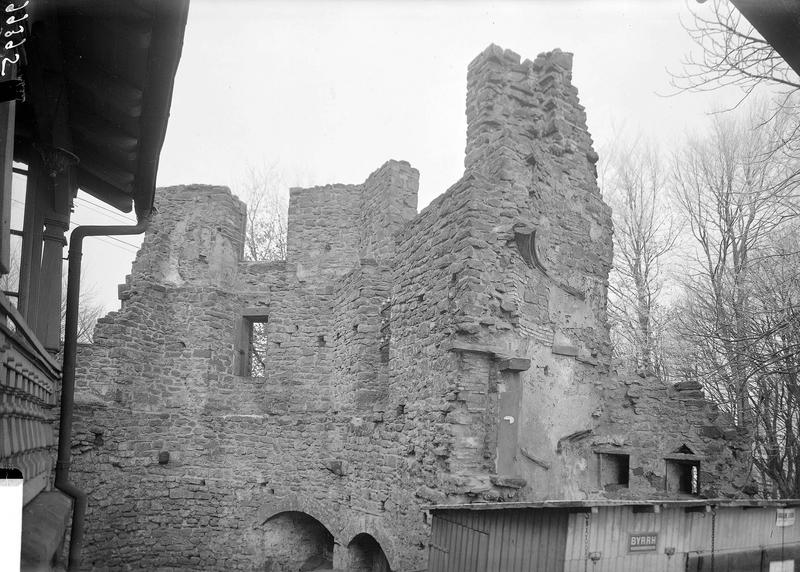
xmin=552 ymin=344 xmax=579 ymax=357
xmin=663 ymin=453 xmax=704 ymax=462
xmin=490 ymin=475 xmax=527 ymax=489
xmin=443 ymin=340 xmax=530 ymax=371
xmin=442 ymin=339 xmax=504 ymax=356
xmin=497 ymin=358 xmax=531 ymax=372
xmin=673 ymin=380 xmax=703 ymax=391
xmin=21 ymin=491 xmax=71 ymax=571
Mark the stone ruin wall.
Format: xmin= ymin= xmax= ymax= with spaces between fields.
xmin=69 ymin=45 xmax=752 ymax=572
xmin=449 ymin=46 xmax=751 ymax=501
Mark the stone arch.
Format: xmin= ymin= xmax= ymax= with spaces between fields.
xmin=257 ymin=496 xmax=340 ymax=538
xmin=345 ymin=532 xmax=392 ymax=572
xmin=257 ymin=497 xmax=398 ymax=569
xmin=261 ymin=511 xmax=335 ymax=572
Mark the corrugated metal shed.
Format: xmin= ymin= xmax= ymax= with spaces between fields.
xmin=430 ymin=508 xmax=567 ymax=572
xmin=427 ymin=500 xmax=800 ymax=572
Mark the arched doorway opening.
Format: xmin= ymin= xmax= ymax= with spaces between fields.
xmin=347 ymin=533 xmax=391 ymax=572
xmin=262 ymin=511 xmax=334 ymax=571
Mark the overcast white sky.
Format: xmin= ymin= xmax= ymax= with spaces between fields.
xmin=72 ymin=0 xmax=747 ymax=315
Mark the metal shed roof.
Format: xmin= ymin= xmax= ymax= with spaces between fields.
xmin=425 ymin=498 xmax=800 ymax=511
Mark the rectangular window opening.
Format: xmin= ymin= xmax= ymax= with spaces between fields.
xmin=598 ymin=452 xmax=629 ymax=489
xmin=238 ymin=312 xmax=268 ymax=377
xmin=666 ymin=459 xmax=700 ymax=495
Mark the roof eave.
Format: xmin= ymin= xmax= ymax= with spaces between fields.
xmin=729 ymin=0 xmax=800 ymax=77
xmin=132 ymin=0 xmax=190 ymax=221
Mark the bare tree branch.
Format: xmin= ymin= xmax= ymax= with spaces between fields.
xmin=238 ymin=163 xmax=289 ymax=262
xmin=672 ymin=0 xmax=800 ymax=98
xmin=669 ymin=108 xmax=800 ymax=496
xmin=602 ymin=138 xmax=680 ymax=378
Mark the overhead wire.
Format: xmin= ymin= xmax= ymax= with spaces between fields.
xmin=74 ymin=195 xmax=136 ymax=224
xmin=11 ymin=176 xmax=135 ymax=224
xmin=68 ymin=220 xmax=141 ymax=253
xmin=9 ymin=197 xmax=141 ymax=255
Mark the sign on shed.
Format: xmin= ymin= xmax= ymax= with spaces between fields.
xmin=629 ymin=532 xmax=658 ymax=552
xmin=769 ymin=560 xmax=794 ymax=572
xmin=776 ymin=508 xmax=795 ymax=527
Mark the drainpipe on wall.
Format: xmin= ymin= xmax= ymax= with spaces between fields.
xmin=56 ymin=220 xmax=149 ymax=571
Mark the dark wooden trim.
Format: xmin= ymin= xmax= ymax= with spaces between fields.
xmin=71 ymin=129 xmax=137 ymax=168
xmin=18 ymin=155 xmax=46 ymax=323
xmin=77 ymin=150 xmax=135 ymax=192
xmin=76 ymin=170 xmax=133 ymax=213
xmin=24 ymin=0 xmax=73 ymax=150
xmin=0 ymin=97 xmax=13 ymax=274
xmin=70 ymin=108 xmax=139 ymax=151
xmin=0 ymin=41 xmax=16 ymax=274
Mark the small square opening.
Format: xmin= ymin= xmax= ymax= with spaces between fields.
xmin=666 ymin=460 xmax=700 ymax=495
xmin=598 ymin=452 xmax=629 ymax=489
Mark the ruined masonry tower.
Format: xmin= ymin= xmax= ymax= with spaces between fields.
xmin=70 ymin=45 xmax=748 ymax=572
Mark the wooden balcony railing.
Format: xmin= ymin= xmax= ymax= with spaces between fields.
xmin=0 ymin=292 xmax=61 ymax=505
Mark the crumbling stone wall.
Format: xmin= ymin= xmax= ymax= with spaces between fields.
xmin=70 ymin=45 xmax=751 ymax=572
xmin=447 ymin=45 xmax=749 ymax=502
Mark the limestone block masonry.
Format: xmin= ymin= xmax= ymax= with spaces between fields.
xmin=70 ymin=45 xmax=752 ymax=571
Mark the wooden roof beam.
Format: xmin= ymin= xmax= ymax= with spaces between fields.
xmin=71 ymin=130 xmax=137 ymax=169
xmin=67 ymin=60 xmax=144 ymax=120
xmin=69 ymin=109 xmax=139 ymax=153
xmin=60 ymin=14 xmax=154 ymax=60
xmin=59 ymin=16 xmax=153 ymax=87
xmin=76 ymin=170 xmax=133 ymax=213
xmin=68 ymin=1 xmax=154 ymax=22
xmin=24 ymin=0 xmax=75 ymax=152
xmin=77 ymin=150 xmax=134 ymax=194
xmin=131 ymin=0 xmax=190 ymax=219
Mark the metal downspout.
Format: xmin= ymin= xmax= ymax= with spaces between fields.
xmin=56 ymin=220 xmax=149 ymax=571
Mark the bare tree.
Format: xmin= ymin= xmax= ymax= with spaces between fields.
xmin=61 ymin=274 xmax=106 ymax=344
xmin=239 ymin=163 xmax=289 ymax=262
xmin=745 ymin=225 xmax=800 ymax=496
xmin=0 ymin=249 xmax=19 ymax=300
xmin=674 ymin=0 xmax=800 ymax=102
xmin=236 ymin=163 xmax=291 ymax=377
xmin=671 ymin=109 xmax=799 ymax=428
xmin=673 ymin=0 xmax=800 ymax=167
xmin=603 ymin=141 xmax=680 ymax=378
xmin=1 ymin=251 xmax=104 ymax=343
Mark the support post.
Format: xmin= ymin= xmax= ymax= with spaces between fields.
xmin=18 ymin=156 xmax=47 ymax=324
xmin=34 ymin=152 xmax=75 ymax=352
